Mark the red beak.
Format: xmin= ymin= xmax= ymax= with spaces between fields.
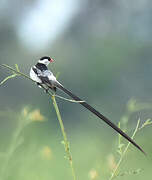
xmin=50 ymin=58 xmax=54 ymax=62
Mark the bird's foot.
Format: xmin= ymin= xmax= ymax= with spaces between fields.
xmin=45 ymin=88 xmax=49 ymax=94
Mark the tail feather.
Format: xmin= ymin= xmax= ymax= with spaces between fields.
xmin=56 ymin=83 xmax=146 ymax=155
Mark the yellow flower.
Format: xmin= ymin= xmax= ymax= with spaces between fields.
xmin=107 ymin=154 xmax=117 ymax=170
xmin=89 ymin=169 xmax=98 ymax=179
xmin=29 ymin=109 xmax=45 ymax=121
xmin=22 ymin=107 xmax=28 ymax=117
xmin=127 ymin=98 xmax=137 ymax=112
xmin=41 ymin=146 xmax=52 ymax=160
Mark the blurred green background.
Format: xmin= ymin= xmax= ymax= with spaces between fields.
xmin=0 ymin=0 xmax=152 ymax=179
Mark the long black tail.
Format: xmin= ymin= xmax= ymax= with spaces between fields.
xmin=56 ymin=84 xmax=146 ymax=155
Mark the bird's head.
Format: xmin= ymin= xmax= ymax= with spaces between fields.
xmin=38 ymin=56 xmax=54 ymax=66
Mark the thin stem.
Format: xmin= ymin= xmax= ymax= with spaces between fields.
xmin=51 ymin=95 xmax=76 ymax=180
xmin=109 ymin=119 xmax=140 ymax=180
xmin=0 ymin=74 xmax=17 ymax=85
xmin=0 ymin=64 xmax=34 ymax=82
xmin=0 ymin=64 xmax=77 ymax=180
xmin=0 ymin=64 xmax=82 ymax=103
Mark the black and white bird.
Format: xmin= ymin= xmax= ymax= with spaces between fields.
xmin=30 ymin=56 xmax=145 ymax=155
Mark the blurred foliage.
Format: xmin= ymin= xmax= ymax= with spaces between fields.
xmin=0 ymin=98 xmax=151 ymax=180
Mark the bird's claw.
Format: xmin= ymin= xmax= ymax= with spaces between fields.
xmin=45 ymin=88 xmax=49 ymax=94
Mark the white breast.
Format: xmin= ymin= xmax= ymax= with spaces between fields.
xmin=30 ymin=68 xmax=42 ymax=83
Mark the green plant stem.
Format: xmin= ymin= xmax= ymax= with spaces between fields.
xmin=0 ymin=64 xmax=33 ymax=82
xmin=0 ymin=64 xmax=77 ymax=179
xmin=0 ymin=64 xmax=82 ymax=103
xmin=0 ymin=74 xmax=17 ymax=85
xmin=109 ymin=119 xmax=140 ymax=180
xmin=51 ymin=95 xmax=76 ymax=180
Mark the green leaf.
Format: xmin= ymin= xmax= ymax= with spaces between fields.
xmin=139 ymin=118 xmax=152 ymax=130
xmin=61 ymin=140 xmax=65 ymax=145
xmin=118 ymin=143 xmax=125 ymax=149
xmin=56 ymin=72 xmax=60 ymax=80
xmin=0 ymin=74 xmax=17 ymax=86
xmin=15 ymin=64 xmax=20 ymax=72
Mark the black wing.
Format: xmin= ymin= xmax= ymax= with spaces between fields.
xmin=38 ymin=75 xmax=56 ymax=92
